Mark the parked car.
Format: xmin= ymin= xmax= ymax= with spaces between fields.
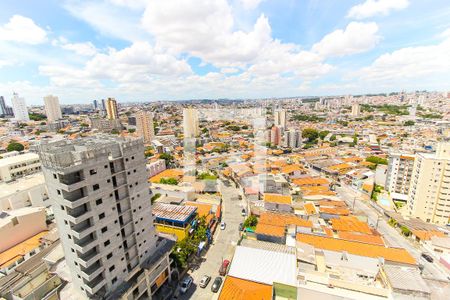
xmin=220 ymin=222 xmax=226 ymax=230
xmin=219 ymin=259 xmax=230 ymax=276
xmin=241 ymin=209 xmax=246 ymax=216
xmin=421 ymin=253 xmax=434 ymax=263
xmin=180 ymin=276 xmax=193 ymax=294
xmin=211 ymin=277 xmax=223 ymax=293
xmin=199 ymin=275 xmax=211 ymax=288
xmin=239 ymin=223 xmax=244 ymax=231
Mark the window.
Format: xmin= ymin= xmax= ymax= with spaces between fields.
xmin=99 ymin=213 xmax=105 ymax=219
xmin=109 ymin=265 xmax=115 ymax=272
xmin=101 ymin=226 xmax=107 ymax=233
xmin=60 ymin=205 xmax=65 ymax=210
xmin=96 ymin=199 xmax=103 ymax=205
xmin=131 ymin=156 xmax=134 ymax=160
xmin=90 ymin=169 xmax=97 ymax=175
xmin=107 ymin=253 xmax=113 ymax=259
xmin=105 ymin=165 xmax=108 ymax=168
xmin=57 ymin=190 xmax=61 ymax=195
xmin=104 ymin=240 xmax=110 ymax=247
xmin=107 ymin=179 xmax=111 ymax=183
xmin=93 ymin=184 xmax=100 ymax=191
xmin=112 ymin=277 xmax=117 ymax=284
xmin=53 ymin=174 xmax=57 ymax=179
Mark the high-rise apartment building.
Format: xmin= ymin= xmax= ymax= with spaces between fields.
xmin=11 ymin=93 xmax=30 ymax=122
xmin=136 ymin=111 xmax=155 ymax=144
xmin=408 ymin=142 xmax=450 ymax=225
xmin=270 ymin=126 xmax=282 ymax=146
xmin=44 ymin=95 xmax=63 ymax=122
xmin=283 ymin=129 xmax=302 ymax=149
xmin=385 ymin=152 xmax=415 ymax=201
xmin=37 ymin=136 xmax=161 ymax=299
xmin=0 ymin=96 xmax=7 ymax=116
xmin=274 ymin=109 xmax=287 ymax=129
xmin=105 ymin=98 xmax=119 ymax=120
xmin=93 ymin=100 xmax=99 ymax=111
xmin=183 ymin=108 xmax=199 ymax=138
xmin=351 ymin=103 xmax=360 ymax=117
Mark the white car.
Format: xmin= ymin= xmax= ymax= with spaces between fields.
xmin=180 ymin=276 xmax=193 ymax=294
xmin=220 ymin=222 xmax=226 ymax=230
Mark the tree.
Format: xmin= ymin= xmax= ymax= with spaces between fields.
xmin=7 ymin=142 xmax=24 ymax=152
xmin=366 ymin=156 xmax=388 ymax=165
xmin=404 ymin=120 xmax=415 ymax=126
xmin=151 ymin=193 xmax=161 ymax=204
xmin=111 ymin=129 xmax=120 ymax=134
xmin=29 ymin=113 xmax=46 ymax=121
xmin=159 ymin=178 xmax=178 ymax=185
xmin=302 ymin=128 xmax=319 ymax=143
xmin=159 ymin=153 xmax=174 ymax=166
xmin=330 ymin=134 xmax=337 ymax=141
xmin=128 ymin=128 xmax=136 ymax=133
xmin=243 ymin=215 xmax=257 ymax=229
xmin=80 ymin=123 xmax=89 ymax=127
xmin=319 ymin=130 xmax=330 ymax=140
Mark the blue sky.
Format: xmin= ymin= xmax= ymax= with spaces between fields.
xmin=0 ymin=0 xmax=449 ymax=104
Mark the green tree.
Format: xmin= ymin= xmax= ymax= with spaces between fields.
xmin=111 ymin=129 xmax=120 ymax=134
xmin=243 ymin=215 xmax=257 ymax=229
xmin=128 ymin=128 xmax=136 ymax=133
xmin=29 ymin=113 xmax=46 ymax=121
xmin=403 ymin=120 xmax=415 ymax=126
xmin=366 ymin=156 xmax=388 ymax=165
xmin=319 ymin=130 xmax=330 ymax=140
xmin=7 ymin=142 xmax=24 ymax=152
xmin=159 ymin=153 xmax=174 ymax=166
xmin=302 ymin=128 xmax=319 ymax=143
xmin=151 ymin=193 xmax=161 ymax=204
xmin=159 ymin=178 xmax=179 ymax=185
xmin=330 ymin=134 xmax=337 ymax=141
xmin=80 ymin=123 xmax=89 ymax=127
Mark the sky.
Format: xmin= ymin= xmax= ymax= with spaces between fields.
xmin=0 ymin=0 xmax=449 ymax=104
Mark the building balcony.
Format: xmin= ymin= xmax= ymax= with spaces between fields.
xmin=74 ymin=234 xmax=96 ymax=253
xmin=84 ymin=274 xmax=106 ymax=295
xmin=78 ymin=248 xmax=101 ymax=268
xmin=80 ymin=261 xmax=103 ymax=282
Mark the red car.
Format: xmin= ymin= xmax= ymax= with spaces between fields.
xmin=219 ymin=259 xmax=230 ymax=276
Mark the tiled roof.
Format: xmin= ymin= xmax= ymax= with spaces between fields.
xmin=263 ymin=193 xmax=292 ymax=205
xmin=303 ymin=203 xmax=317 ymax=215
xmin=292 ymin=176 xmax=329 ymax=186
xmin=319 ymin=206 xmax=350 ymax=216
xmin=255 ymin=223 xmax=286 ymax=237
xmin=411 ymin=229 xmax=446 ymax=241
xmin=296 ymin=233 xmax=416 ymax=265
xmin=152 ymin=203 xmax=197 ymax=223
xmin=338 ymin=232 xmax=385 ymax=246
xmin=331 ymin=216 xmax=372 ymax=234
xmin=0 ymin=231 xmax=48 ymax=269
xmin=149 ymin=169 xmax=184 ymax=183
xmin=219 ymin=276 xmax=272 ymax=300
xmin=259 ymin=212 xmax=312 ymax=228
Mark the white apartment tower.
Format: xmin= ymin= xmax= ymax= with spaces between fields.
xmin=385 ymin=152 xmax=415 ymax=201
xmin=44 ymin=95 xmax=63 ymax=122
xmin=351 ymin=103 xmax=360 ymax=117
xmin=136 ymin=111 xmax=155 ymax=144
xmin=283 ymin=129 xmax=302 ymax=149
xmin=37 ymin=136 xmax=160 ymax=299
xmin=11 ymin=93 xmax=30 ymax=122
xmin=183 ymin=108 xmax=199 ymax=138
xmin=408 ymin=142 xmax=450 ymax=225
xmin=274 ymin=109 xmax=287 ymax=129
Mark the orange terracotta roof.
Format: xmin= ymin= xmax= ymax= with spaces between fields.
xmin=259 ymin=212 xmax=313 ymax=228
xmin=319 ymin=206 xmax=350 ymax=216
xmin=304 ymin=203 xmax=317 ymax=215
xmin=185 ymin=201 xmax=212 ymax=217
xmin=342 ymin=157 xmax=363 ymax=163
xmin=329 ymin=163 xmax=352 ymax=171
xmin=296 ymin=233 xmax=416 ymax=265
xmin=0 ymin=231 xmax=48 ymax=269
xmin=255 ymin=223 xmax=286 ymax=237
xmin=331 ymin=216 xmax=372 ymax=234
xmin=321 ymin=226 xmax=334 ymax=237
xmin=149 ymin=169 xmax=184 ymax=183
xmin=412 ymin=230 xmax=446 ymax=241
xmin=301 ymin=186 xmax=336 ymax=196
xmin=292 ymin=177 xmax=329 ymax=186
xmin=263 ymin=193 xmax=292 ymax=205
xmin=219 ymin=276 xmax=272 ymax=300
xmin=317 ymin=200 xmax=347 ymax=207
xmin=281 ymin=164 xmax=303 ymax=174
xmin=338 ymin=232 xmax=385 ymax=246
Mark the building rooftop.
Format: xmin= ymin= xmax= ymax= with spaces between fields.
xmin=259 ymin=212 xmax=313 ymax=228
xmin=228 ymin=245 xmax=297 ymax=286
xmin=263 ymin=193 xmax=292 ymax=205
xmin=383 ymin=264 xmax=431 ymax=295
xmin=255 ymin=223 xmax=286 ymax=237
xmin=331 ymin=216 xmax=372 ymax=235
xmin=240 ymin=239 xmax=296 ymax=255
xmin=218 ymin=276 xmax=272 ymax=300
xmin=296 ymin=233 xmax=416 ymax=265
xmin=152 ymin=203 xmax=197 ymax=223
xmin=0 ymin=230 xmax=48 ymax=269
xmin=0 ymin=173 xmax=45 ymax=199
xmin=0 ymin=152 xmax=40 ymax=168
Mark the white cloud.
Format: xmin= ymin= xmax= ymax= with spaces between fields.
xmin=53 ymin=37 xmax=98 ymax=56
xmin=0 ymin=15 xmax=47 ymax=44
xmin=357 ymin=35 xmax=450 ymax=83
xmin=108 ymin=0 xmax=147 ymax=10
xmin=347 ymin=0 xmax=409 ymax=20
xmin=240 ymin=0 xmax=264 ymax=10
xmin=312 ymin=22 xmax=380 ymax=57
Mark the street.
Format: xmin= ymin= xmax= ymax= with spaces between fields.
xmin=178 ymin=179 xmax=246 ymax=300
xmin=336 ymin=185 xmax=450 ymax=281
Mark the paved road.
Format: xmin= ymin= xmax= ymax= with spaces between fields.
xmin=336 ymin=185 xmax=450 ymax=281
xmin=178 ymin=180 xmax=246 ymax=300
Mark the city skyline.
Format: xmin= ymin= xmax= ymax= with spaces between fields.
xmin=0 ymin=0 xmax=449 ymax=104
